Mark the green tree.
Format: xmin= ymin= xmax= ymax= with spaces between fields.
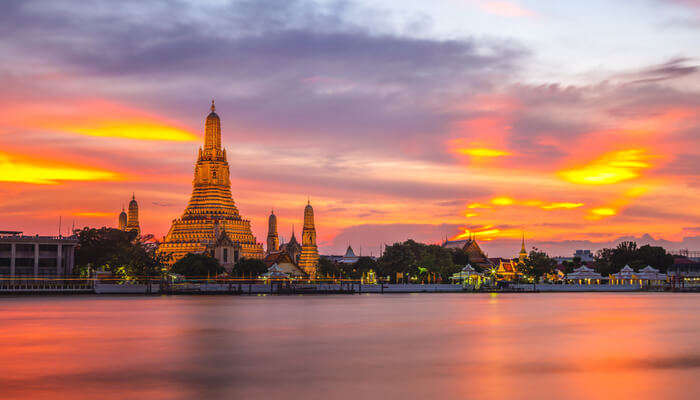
xmin=317 ymin=256 xmax=341 ymax=278
xmin=74 ymin=228 xmax=168 ymax=289
xmin=377 ymin=240 xmax=456 ymax=283
xmin=450 ymin=247 xmax=470 ymax=267
xmin=595 ymin=241 xmax=674 ymax=274
xmin=353 ymin=257 xmax=378 ymax=278
xmin=520 ymin=249 xmax=556 ymax=289
xmin=234 ymin=257 xmax=268 ymax=277
xmin=74 ymin=227 xmax=137 ymax=273
xmin=170 ymin=253 xmax=223 ymax=278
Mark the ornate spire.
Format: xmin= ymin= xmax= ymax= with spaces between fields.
xmin=267 ymin=209 xmax=279 ymax=253
xmin=204 ymin=100 xmax=221 ymax=152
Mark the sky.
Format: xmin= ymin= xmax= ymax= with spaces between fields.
xmin=0 ymin=0 xmax=699 ymax=257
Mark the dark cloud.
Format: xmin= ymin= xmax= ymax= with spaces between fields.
xmin=0 ymin=0 xmax=526 ymax=154
xmin=626 ymin=57 xmax=698 ymax=84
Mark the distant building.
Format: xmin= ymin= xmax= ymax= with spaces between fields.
xmin=126 ymin=194 xmax=140 ymax=235
xmin=118 ymin=207 xmax=127 ymax=231
xmin=339 ymin=246 xmax=359 ymax=264
xmin=263 ymin=251 xmax=307 ymax=278
xmin=266 ymin=210 xmax=279 ymax=253
xmin=574 ymin=249 xmax=594 ymax=262
xmin=443 ymin=236 xmax=494 ymax=271
xmin=669 ymin=257 xmax=700 ymax=281
xmin=279 ymin=227 xmax=302 ymax=264
xmin=298 ymin=201 xmax=319 ymax=277
xmin=0 ymin=231 xmax=77 ymax=277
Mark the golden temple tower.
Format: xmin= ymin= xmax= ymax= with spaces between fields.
xmin=126 ymin=194 xmax=140 ymax=235
xmin=298 ymin=201 xmax=319 ymax=277
xmin=159 ymin=101 xmax=264 ymax=264
xmin=267 ymin=210 xmax=279 ymax=253
xmin=518 ymin=233 xmax=528 ymax=262
xmin=118 ymin=206 xmax=127 ymax=231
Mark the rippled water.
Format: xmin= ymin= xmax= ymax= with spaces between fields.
xmin=1 ymin=293 xmax=699 ymax=399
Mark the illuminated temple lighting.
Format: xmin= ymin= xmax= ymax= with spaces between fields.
xmin=0 ymin=152 xmax=119 ymax=185
xmin=559 ymin=149 xmax=652 ymax=185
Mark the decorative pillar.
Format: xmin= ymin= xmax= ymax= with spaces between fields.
xmin=57 ymin=244 xmax=62 ymax=277
xmin=34 ymin=243 xmax=39 ymax=276
xmin=10 ymin=243 xmax=15 ymax=277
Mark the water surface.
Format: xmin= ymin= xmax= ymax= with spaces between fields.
xmin=1 ymin=293 xmax=699 ymax=399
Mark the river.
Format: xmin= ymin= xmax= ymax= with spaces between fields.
xmin=1 ymin=293 xmax=698 ymax=399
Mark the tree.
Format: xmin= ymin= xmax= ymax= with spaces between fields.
xmin=234 ymin=257 xmax=268 ymax=277
xmin=520 ymin=249 xmax=556 ymax=289
xmin=317 ymin=256 xmax=341 ymax=278
xmin=352 ymin=257 xmax=378 ymax=279
xmin=73 ymin=227 xmax=169 ymax=289
xmin=170 ymin=253 xmax=223 ymax=277
xmin=377 ymin=240 xmax=457 ymax=283
xmin=450 ymin=247 xmax=470 ymax=267
xmin=74 ymin=227 xmax=138 ymax=274
xmin=595 ymin=241 xmax=675 ymax=274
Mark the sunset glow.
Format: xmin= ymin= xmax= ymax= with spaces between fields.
xmin=0 ymin=152 xmax=120 ymax=185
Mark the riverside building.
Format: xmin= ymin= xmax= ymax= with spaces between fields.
xmin=0 ymin=231 xmax=77 ymax=277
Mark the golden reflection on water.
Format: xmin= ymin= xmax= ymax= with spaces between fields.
xmin=0 ymin=294 xmax=698 ymax=400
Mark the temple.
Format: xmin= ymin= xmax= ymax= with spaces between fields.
xmin=518 ymin=233 xmax=528 ymax=262
xmin=118 ymin=206 xmax=127 ymax=231
xmin=443 ymin=234 xmax=493 ymax=271
xmin=278 ymin=226 xmax=301 ymax=263
xmin=126 ymin=194 xmax=140 ymax=235
xmin=158 ymin=101 xmax=264 ymax=265
xmin=298 ymin=201 xmax=319 ymax=277
xmin=267 ymin=210 xmax=279 ymax=253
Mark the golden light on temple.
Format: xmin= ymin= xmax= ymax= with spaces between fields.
xmin=559 ymin=149 xmax=652 ymax=185
xmin=0 ymin=152 xmax=120 ymax=185
xmin=456 ymin=147 xmax=511 ymax=157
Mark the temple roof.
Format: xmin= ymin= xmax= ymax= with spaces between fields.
xmin=344 ymin=246 xmax=357 ymax=258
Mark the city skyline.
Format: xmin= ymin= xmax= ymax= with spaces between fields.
xmin=1 ymin=0 xmax=699 ymax=257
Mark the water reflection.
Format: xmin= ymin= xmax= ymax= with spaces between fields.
xmin=0 ymin=293 xmax=698 ymax=399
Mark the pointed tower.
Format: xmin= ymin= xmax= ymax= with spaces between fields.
xmin=298 ymin=200 xmax=319 ymax=277
xmin=158 ymin=101 xmax=264 ymax=264
xmin=267 ymin=210 xmax=279 ymax=253
xmin=518 ymin=233 xmax=528 ymax=262
xmin=118 ymin=205 xmax=127 ymax=231
xmin=126 ymin=194 xmax=140 ymax=235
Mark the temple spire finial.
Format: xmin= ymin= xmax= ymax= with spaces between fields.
xmin=211 ymin=99 xmax=215 ymax=112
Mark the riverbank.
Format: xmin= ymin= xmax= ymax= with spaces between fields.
xmin=3 ymin=282 xmax=697 ymax=295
